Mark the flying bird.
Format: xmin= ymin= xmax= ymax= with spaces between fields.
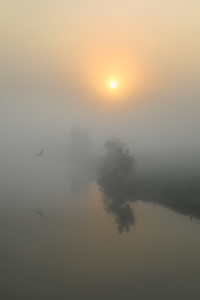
xmin=35 ymin=211 xmax=44 ymax=218
xmin=35 ymin=149 xmax=44 ymax=157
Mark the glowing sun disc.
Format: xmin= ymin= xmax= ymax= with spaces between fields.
xmin=110 ymin=82 xmax=116 ymax=88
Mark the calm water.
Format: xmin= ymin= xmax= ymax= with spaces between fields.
xmin=1 ymin=181 xmax=200 ymax=300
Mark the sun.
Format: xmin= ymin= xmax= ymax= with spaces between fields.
xmin=110 ymin=82 xmax=116 ymax=88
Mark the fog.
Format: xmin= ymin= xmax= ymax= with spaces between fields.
xmin=1 ymin=79 xmax=200 ymax=181
xmin=1 ymin=1 xmax=200 ymax=299
xmin=1 ymin=1 xmax=200 ymax=177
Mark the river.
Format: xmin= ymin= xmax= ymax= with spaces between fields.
xmin=1 ymin=181 xmax=200 ymax=300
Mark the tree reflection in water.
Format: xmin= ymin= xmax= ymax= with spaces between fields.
xmin=102 ymin=195 xmax=135 ymax=233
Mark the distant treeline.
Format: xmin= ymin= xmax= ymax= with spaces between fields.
xmin=97 ymin=136 xmax=200 ymax=220
xmin=67 ymin=127 xmax=200 ymax=224
xmin=136 ymin=175 xmax=200 ymax=219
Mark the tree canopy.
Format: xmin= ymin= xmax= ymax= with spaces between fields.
xmin=97 ymin=137 xmax=136 ymax=233
xmin=98 ymin=137 xmax=135 ymax=200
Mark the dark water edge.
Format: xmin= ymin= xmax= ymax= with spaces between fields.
xmin=135 ymin=176 xmax=200 ymax=220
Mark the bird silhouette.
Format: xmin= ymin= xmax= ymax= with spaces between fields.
xmin=35 ymin=211 xmax=44 ymax=218
xmin=34 ymin=149 xmax=44 ymax=157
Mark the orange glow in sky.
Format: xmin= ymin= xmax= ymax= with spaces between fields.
xmin=78 ymin=46 xmax=146 ymax=104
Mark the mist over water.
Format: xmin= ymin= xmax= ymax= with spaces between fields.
xmin=1 ymin=122 xmax=200 ymax=299
xmin=1 ymin=0 xmax=200 ymax=299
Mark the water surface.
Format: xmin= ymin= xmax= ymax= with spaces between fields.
xmin=1 ymin=182 xmax=200 ymax=300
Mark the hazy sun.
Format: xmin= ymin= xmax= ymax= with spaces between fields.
xmin=110 ymin=82 xmax=116 ymax=88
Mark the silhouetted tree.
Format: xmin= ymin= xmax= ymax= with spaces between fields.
xmin=97 ymin=137 xmax=136 ymax=233
xmin=98 ymin=137 xmax=135 ymax=201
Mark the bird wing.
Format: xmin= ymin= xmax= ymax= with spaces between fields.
xmin=35 ymin=150 xmax=44 ymax=156
xmin=35 ymin=211 xmax=44 ymax=217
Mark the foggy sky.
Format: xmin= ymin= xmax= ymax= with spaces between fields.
xmin=1 ymin=0 xmax=200 ymax=172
